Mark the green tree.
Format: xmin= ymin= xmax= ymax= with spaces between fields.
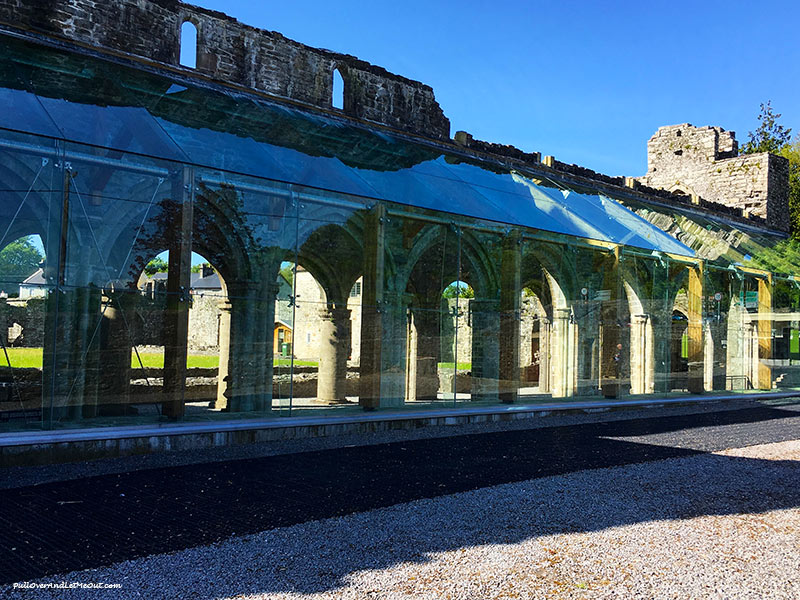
xmin=279 ymin=263 xmax=294 ymax=286
xmin=743 ymin=102 xmax=800 ymax=236
xmin=144 ymin=256 xmax=168 ymax=276
xmin=781 ymin=138 xmax=800 ymax=237
xmin=442 ymin=281 xmax=475 ymax=298
xmin=741 ymin=101 xmax=792 ymax=155
xmin=0 ymin=236 xmax=44 ymax=296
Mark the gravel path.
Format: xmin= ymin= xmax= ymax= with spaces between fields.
xmin=9 ymin=438 xmax=799 ymax=599
xmin=2 ymin=398 xmax=785 ymax=490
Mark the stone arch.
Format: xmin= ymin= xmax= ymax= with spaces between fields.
xmin=289 ymin=216 xmax=365 ymax=405
xmin=297 ymin=221 xmax=363 ymax=307
xmin=398 ymin=224 xmax=499 ymax=305
xmin=620 ymin=256 xmax=692 ymax=394
xmin=394 ymin=224 xmax=502 ymax=403
xmin=0 ymin=155 xmax=54 ymax=260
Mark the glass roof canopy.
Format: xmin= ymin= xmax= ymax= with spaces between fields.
xmin=0 ymin=32 xmax=791 ymax=268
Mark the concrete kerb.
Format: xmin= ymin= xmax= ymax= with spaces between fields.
xmin=1 ymin=391 xmax=799 ymax=467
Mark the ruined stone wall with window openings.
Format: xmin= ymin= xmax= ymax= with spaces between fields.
xmin=637 ymin=124 xmax=790 ymax=232
xmin=0 ymin=0 xmax=791 ymax=232
xmin=0 ymin=0 xmax=450 ymax=139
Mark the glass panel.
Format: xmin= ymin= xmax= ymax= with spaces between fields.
xmin=519 ymin=237 xmax=558 ymax=401
xmin=4 ymin=29 xmax=800 ymax=434
xmin=0 ymin=31 xmax=706 ymax=261
xmin=192 ymin=169 xmax=300 ymax=419
xmin=705 ymin=267 xmax=732 ymax=392
xmin=618 ymin=252 xmax=702 ymax=399
xmin=771 ymin=279 xmax=800 ymax=391
xmin=378 ymin=206 xmax=462 ymax=410
xmin=0 ymin=134 xmax=62 ymax=430
xmin=288 ymin=188 xmax=366 ymax=416
xmin=36 ymin=97 xmax=188 ymax=162
xmin=457 ymin=226 xmax=502 ymax=405
xmin=728 ymin=275 xmax=760 ymax=391
xmin=273 ymin=262 xmax=296 ymax=415
xmin=151 ymin=92 xmax=381 ymax=199
xmin=572 ymin=246 xmax=613 ymax=398
xmin=0 ymin=90 xmax=61 ymax=139
xmin=50 ymin=140 xmax=181 ymax=427
xmin=615 ymin=193 xmax=798 ymax=276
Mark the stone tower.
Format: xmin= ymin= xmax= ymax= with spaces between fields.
xmin=637 ymin=124 xmax=790 ymax=231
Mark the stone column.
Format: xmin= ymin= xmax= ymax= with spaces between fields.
xmin=574 ymin=299 xmax=597 ymax=397
xmin=734 ymin=320 xmax=757 ymax=389
xmin=707 ymin=300 xmax=727 ymax=391
xmin=498 ymin=231 xmax=521 ymax=404
xmin=317 ymin=306 xmax=351 ymax=404
xmin=537 ymin=317 xmax=552 ymax=394
xmin=629 ymin=313 xmax=649 ymax=394
xmin=687 ymin=266 xmax=704 ymax=394
xmin=215 ymin=298 xmax=232 ymax=410
xmin=162 ymin=169 xmax=194 ymax=419
xmin=96 ymin=291 xmax=137 ymax=412
xmin=551 ymin=307 xmax=575 ymax=398
xmin=43 ymin=284 xmax=103 ymax=421
xmin=599 ymin=252 xmax=621 ymax=399
xmin=758 ymin=276 xmax=773 ymax=390
xmin=651 ymin=310 xmax=673 ymax=394
xmin=703 ymin=322 xmax=715 ymax=391
xmin=216 ymin=281 xmax=276 ymax=412
xmin=470 ymin=298 xmax=500 ymax=402
xmin=359 ymin=205 xmax=385 ymax=410
xmin=406 ymin=307 xmax=440 ymax=402
xmin=379 ymin=292 xmax=410 ymax=407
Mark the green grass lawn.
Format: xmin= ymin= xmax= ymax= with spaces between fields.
xmin=438 ymin=362 xmax=472 ymax=370
xmin=131 ymin=352 xmax=220 ymax=369
xmin=0 ymin=348 xmax=319 ymax=369
xmin=0 ymin=347 xmax=43 ymax=368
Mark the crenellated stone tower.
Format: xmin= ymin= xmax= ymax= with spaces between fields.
xmin=637 ymin=124 xmax=790 ymax=232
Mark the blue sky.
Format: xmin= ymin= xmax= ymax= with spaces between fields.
xmin=192 ymin=0 xmax=799 ymax=177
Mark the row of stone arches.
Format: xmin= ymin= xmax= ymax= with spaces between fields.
xmin=0 ymin=148 xmax=783 ymax=425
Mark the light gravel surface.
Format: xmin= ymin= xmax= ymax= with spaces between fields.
xmin=10 ymin=438 xmax=799 ymax=599
xmin=2 ymin=398 xmax=787 ymax=489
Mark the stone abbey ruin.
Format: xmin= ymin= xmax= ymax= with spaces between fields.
xmin=0 ymin=0 xmax=795 ymax=436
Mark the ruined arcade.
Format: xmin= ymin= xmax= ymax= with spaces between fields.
xmin=0 ymin=0 xmax=797 ymax=462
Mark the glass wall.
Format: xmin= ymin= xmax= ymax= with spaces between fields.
xmin=1 ymin=32 xmax=798 ymax=434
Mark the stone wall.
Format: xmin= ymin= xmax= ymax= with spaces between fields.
xmin=291 ymin=271 xmax=362 ymax=363
xmin=1 ymin=298 xmax=45 ymax=347
xmin=0 ymin=0 xmax=790 ymax=237
xmin=637 ymin=124 xmax=790 ymax=232
xmin=187 ymin=295 xmax=221 ymax=351
xmin=0 ymin=0 xmax=449 ymax=139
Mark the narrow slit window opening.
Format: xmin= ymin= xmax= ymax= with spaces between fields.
xmin=180 ymin=21 xmax=198 ymax=69
xmin=332 ymin=68 xmax=344 ymax=110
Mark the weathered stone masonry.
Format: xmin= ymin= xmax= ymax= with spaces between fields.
xmin=0 ymin=0 xmax=450 ymax=140
xmin=0 ymin=0 xmax=795 ymax=421
xmin=0 ymin=0 xmax=790 ymax=234
xmin=638 ymin=124 xmax=790 ymax=232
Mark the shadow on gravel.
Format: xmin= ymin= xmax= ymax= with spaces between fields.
xmin=0 ymin=404 xmax=798 ymax=591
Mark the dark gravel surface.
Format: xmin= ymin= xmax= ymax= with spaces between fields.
xmin=0 ymin=398 xmax=782 ymax=490
xmin=0 ymin=400 xmax=799 ymax=586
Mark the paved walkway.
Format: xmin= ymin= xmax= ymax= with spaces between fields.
xmin=1 ymin=403 xmax=799 ymax=586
